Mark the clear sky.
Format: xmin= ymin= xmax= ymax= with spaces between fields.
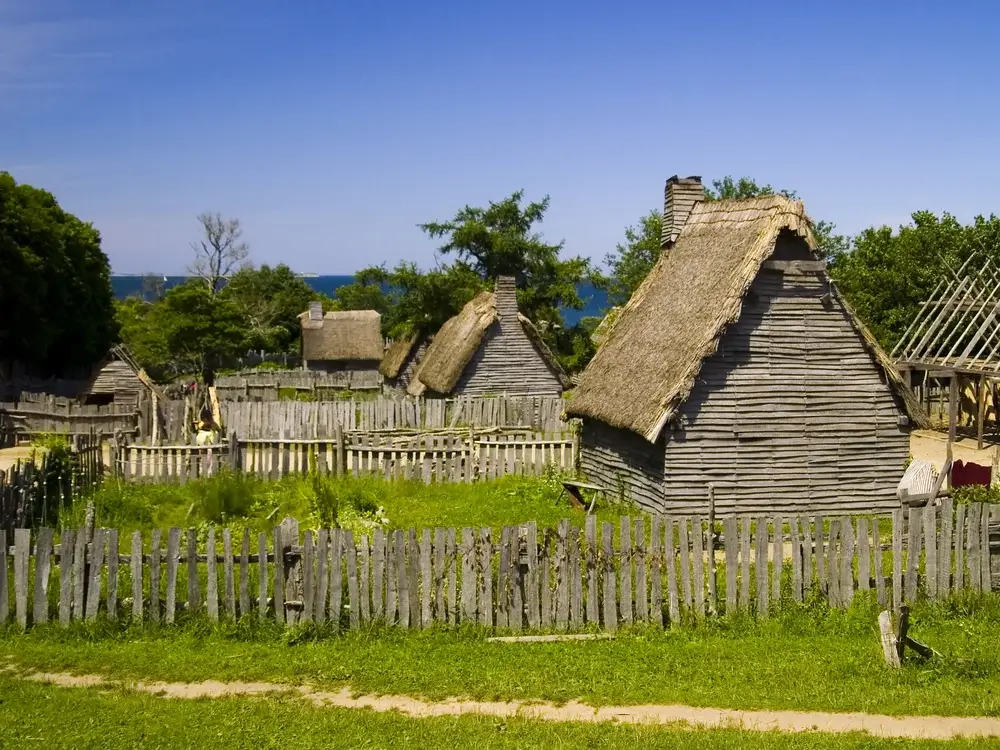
xmin=3 ymin=0 xmax=999 ymax=275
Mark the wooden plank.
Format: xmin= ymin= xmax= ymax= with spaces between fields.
xmin=186 ymin=529 xmax=200 ymax=615
xmin=497 ymin=526 xmax=511 ymax=628
xmin=790 ymin=517 xmax=802 ymax=603
xmin=206 ymin=528 xmax=219 ymax=622
xmin=150 ymin=529 xmax=162 ymax=622
xmin=478 ymin=528 xmax=492 ymax=627
xmin=257 ymin=532 xmax=268 ymax=618
xmin=801 ymin=517 xmax=813 ymax=598
xmin=434 ymin=528 xmax=446 ymax=624
xmin=905 ymin=507 xmax=922 ymax=602
xmin=873 ymin=521 xmax=886 ymax=607
xmin=968 ymin=503 xmax=982 ymax=592
xmin=892 ymin=510 xmax=903 ymax=612
xmin=826 ymin=519 xmax=840 ymax=608
xmin=570 ymin=524 xmax=582 ymax=628
xmin=240 ymin=529 xmax=251 ymax=618
xmin=330 ymin=529 xmax=342 ymax=629
xmin=955 ymin=503 xmax=966 ymax=591
xmin=86 ymin=529 xmax=106 ymax=621
xmin=771 ymin=517 xmax=783 ymax=606
xmin=72 ymin=530 xmax=87 ymax=621
xmin=315 ymin=529 xmax=329 ymax=624
xmin=619 ymin=517 xmax=632 ymax=625
xmin=839 ymin=518 xmax=854 ymax=608
xmin=980 ymin=503 xmax=992 ymax=592
xmin=447 ymin=528 xmax=458 ymax=625
xmin=509 ymin=527 xmax=522 ymax=631
xmin=407 ymin=529 xmax=420 ymax=628
xmin=857 ymin=518 xmax=871 ymax=594
xmin=923 ymin=505 xmax=938 ymax=599
xmin=395 ymin=529 xmax=408 ymax=628
xmin=634 ymin=519 xmax=648 ymax=623
xmin=665 ymin=517 xmax=679 ymax=625
xmin=525 ymin=522 xmax=538 ymax=628
xmin=650 ymin=516 xmax=662 ymax=626
xmin=739 ymin=516 xmax=751 ymax=610
xmin=938 ymin=498 xmax=953 ymax=597
xmin=689 ymin=517 xmax=703 ymax=618
xmin=106 ymin=530 xmax=119 ymax=621
xmin=57 ymin=529 xmax=73 ymax=626
xmin=555 ymin=521 xmax=569 ymax=627
xmin=601 ymin=521 xmax=616 ymax=631
xmin=539 ymin=528 xmax=551 ymax=627
xmin=755 ymin=517 xmax=768 ymax=617
xmin=272 ymin=526 xmax=285 ymax=624
xmin=223 ymin=528 xmax=236 ymax=619
xmin=372 ymin=528 xmax=385 ymax=621
xmin=345 ymin=530 xmax=359 ymax=629
xmin=303 ymin=531 xmax=315 ymax=624
xmin=14 ymin=528 xmax=30 ymax=628
xmin=724 ymin=516 xmax=738 ymax=613
xmin=33 ymin=528 xmax=54 ymax=625
xmin=585 ymin=515 xmax=598 ymax=624
xmin=460 ymin=528 xmax=476 ymax=624
xmin=814 ymin=516 xmax=826 ymax=595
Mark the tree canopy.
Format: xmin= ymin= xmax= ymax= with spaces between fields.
xmin=0 ymin=171 xmax=116 ymax=373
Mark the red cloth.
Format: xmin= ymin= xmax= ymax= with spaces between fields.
xmin=950 ymin=459 xmax=992 ymax=488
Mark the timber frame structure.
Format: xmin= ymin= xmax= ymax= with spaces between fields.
xmin=893 ymin=252 xmax=1000 ymax=453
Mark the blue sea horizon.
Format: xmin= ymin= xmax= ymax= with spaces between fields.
xmin=111 ymin=275 xmax=610 ymax=325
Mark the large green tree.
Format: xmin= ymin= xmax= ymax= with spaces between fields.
xmin=0 ymin=172 xmax=116 ymax=372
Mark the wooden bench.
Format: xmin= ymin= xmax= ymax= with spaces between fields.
xmin=561 ymin=481 xmax=609 ymax=514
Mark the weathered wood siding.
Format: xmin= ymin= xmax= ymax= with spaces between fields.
xmin=579 ymin=420 xmax=665 ymax=513
xmin=384 ymin=339 xmax=428 ymax=393
xmin=660 ymin=265 xmax=910 ymax=515
xmin=84 ymin=360 xmax=142 ymax=405
xmin=452 ymin=278 xmax=565 ymax=397
xmin=304 ymin=359 xmax=380 ymax=378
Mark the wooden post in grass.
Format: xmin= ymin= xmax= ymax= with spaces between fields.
xmin=279 ymin=517 xmax=302 ymax=626
xmin=947 ymin=375 xmax=959 ymax=491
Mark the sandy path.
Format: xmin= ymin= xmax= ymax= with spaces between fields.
xmin=9 ymin=669 xmax=1000 ymax=740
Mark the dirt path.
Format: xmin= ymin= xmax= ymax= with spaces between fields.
xmin=9 ymin=668 xmax=1000 ymax=740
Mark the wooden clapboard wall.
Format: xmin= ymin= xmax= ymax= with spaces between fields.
xmin=3 ymin=503 xmax=997 ymax=631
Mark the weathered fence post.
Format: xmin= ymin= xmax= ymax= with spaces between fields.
xmin=279 ymin=517 xmax=302 ymax=625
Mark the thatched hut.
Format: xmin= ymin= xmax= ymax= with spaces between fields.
xmin=566 ymin=175 xmax=928 ymax=516
xmin=380 ymin=332 xmax=431 ymax=393
xmin=406 ymin=277 xmax=571 ymax=397
xmin=298 ymin=304 xmax=383 ymax=374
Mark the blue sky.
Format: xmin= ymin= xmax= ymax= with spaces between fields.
xmin=3 ymin=0 xmax=1000 ymax=275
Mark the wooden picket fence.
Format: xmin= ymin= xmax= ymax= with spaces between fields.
xmin=115 ymin=431 xmax=578 ymax=484
xmin=0 ymin=393 xmax=139 ymax=441
xmin=214 ymin=369 xmax=382 ymax=399
xmin=3 ymin=503 xmax=997 ymax=631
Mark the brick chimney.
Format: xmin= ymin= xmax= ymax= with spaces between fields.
xmin=661 ymin=175 xmax=705 ymax=248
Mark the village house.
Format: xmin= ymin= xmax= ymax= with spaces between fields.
xmin=379 ymin=332 xmax=431 ymax=393
xmin=405 ymin=276 xmax=571 ymax=398
xmin=298 ymin=303 xmax=384 ymax=376
xmin=79 ymin=344 xmax=160 ymax=407
xmin=566 ymin=176 xmax=928 ymax=516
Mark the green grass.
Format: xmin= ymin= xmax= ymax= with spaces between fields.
xmin=62 ymin=471 xmax=631 ymax=536
xmin=3 ymin=677 xmax=986 ymax=750
xmin=3 ymin=595 xmax=999 ymax=718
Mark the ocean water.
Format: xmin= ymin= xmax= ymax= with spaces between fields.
xmin=111 ymin=275 xmax=609 ymax=325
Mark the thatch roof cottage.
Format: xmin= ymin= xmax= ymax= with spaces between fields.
xmin=406 ymin=276 xmax=571 ymax=397
xmin=566 ymin=175 xmax=928 ymax=515
xmin=298 ymin=304 xmax=383 ymax=374
xmin=379 ymin=332 xmax=431 ymax=392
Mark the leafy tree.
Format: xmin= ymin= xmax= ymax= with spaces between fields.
xmin=419 ymin=191 xmax=591 ymax=334
xmin=222 ymin=264 xmax=328 ymax=352
xmin=598 ymin=210 xmax=662 ymax=307
xmin=829 ymin=212 xmax=1000 ymax=352
xmin=0 ymin=171 xmax=116 ymax=373
xmin=189 ymin=212 xmax=250 ymax=294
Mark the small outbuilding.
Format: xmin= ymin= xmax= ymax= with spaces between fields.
xmin=406 ymin=276 xmax=571 ymax=398
xmin=80 ymin=344 xmax=160 ymax=407
xmin=379 ymin=332 xmax=431 ymax=393
xmin=298 ymin=304 xmax=384 ymax=375
xmin=566 ymin=176 xmax=928 ymax=516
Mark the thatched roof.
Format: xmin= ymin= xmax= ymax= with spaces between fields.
xmin=407 ymin=292 xmax=496 ymax=396
xmin=590 ymin=306 xmax=622 ymax=349
xmin=406 ymin=290 xmax=571 ymax=396
xmin=379 ymin=333 xmax=423 ymax=378
xmin=299 ymin=309 xmax=383 ymax=362
xmin=566 ymin=194 xmax=928 ymax=441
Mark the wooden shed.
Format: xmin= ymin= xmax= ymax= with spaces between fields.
xmin=79 ymin=345 xmax=151 ymax=407
xmin=379 ymin=332 xmax=430 ymax=393
xmin=566 ymin=176 xmax=928 ymax=516
xmin=406 ymin=276 xmax=571 ymax=398
xmin=298 ymin=304 xmax=384 ymax=375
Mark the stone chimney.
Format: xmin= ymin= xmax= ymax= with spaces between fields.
xmin=661 ymin=175 xmax=705 ymax=248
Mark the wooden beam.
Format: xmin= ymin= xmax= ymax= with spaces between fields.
xmin=947 ymin=375 xmax=959 ymax=491
xmin=761 ymin=260 xmax=826 ymax=273
xmin=978 ymin=375 xmax=988 ymax=450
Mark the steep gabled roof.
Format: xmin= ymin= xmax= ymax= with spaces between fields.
xmin=298 ymin=309 xmax=383 ymax=362
xmin=566 ymin=194 xmax=928 ymax=441
xmin=379 ymin=333 xmax=424 ymax=379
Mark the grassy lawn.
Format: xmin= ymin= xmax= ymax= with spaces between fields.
xmin=3 ymin=595 xmax=998 ymax=719
xmin=0 ymin=676 xmax=990 ymax=750
xmin=62 ymin=472 xmax=629 ymax=536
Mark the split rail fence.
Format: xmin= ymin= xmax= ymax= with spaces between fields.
xmin=3 ymin=502 xmax=998 ymax=631
xmin=116 ymin=432 xmax=578 ymax=484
